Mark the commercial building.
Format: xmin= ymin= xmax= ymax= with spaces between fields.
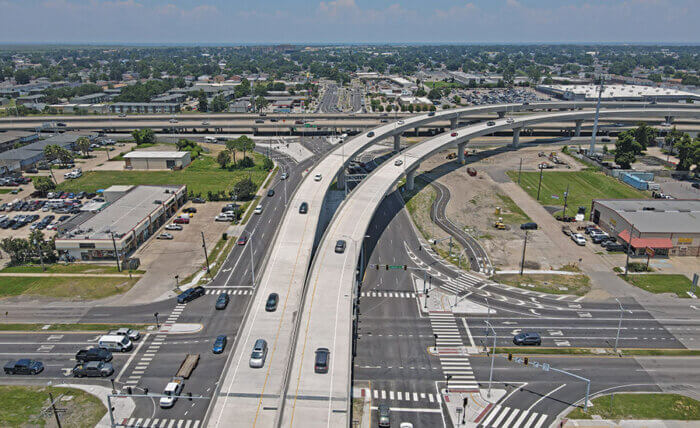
xmin=0 ymin=131 xmax=39 ymax=153
xmin=537 ymin=84 xmax=700 ymax=102
xmin=0 ymin=132 xmax=95 ymax=172
xmin=110 ymin=102 xmax=181 ymax=114
xmin=55 ymin=185 xmax=187 ymax=262
xmin=70 ymin=93 xmax=110 ymax=104
xmin=123 ymin=151 xmax=191 ymax=170
xmin=590 ymin=199 xmax=700 ymax=257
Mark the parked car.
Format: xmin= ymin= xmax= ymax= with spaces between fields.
xmin=215 ymin=213 xmax=235 ymax=222
xmin=191 ymin=197 xmax=205 ymax=203
xmin=157 ymin=233 xmax=174 ymax=240
xmin=249 ymin=339 xmax=268 ymax=368
xmin=571 ymin=233 xmax=586 ymax=246
xmin=212 ymin=335 xmax=227 ymax=354
xmin=165 ymin=224 xmax=183 ymax=231
xmin=335 ymin=240 xmax=346 ymax=254
xmin=174 ymin=217 xmax=189 ymax=224
xmin=265 ymin=293 xmax=279 ymax=312
xmin=513 ymin=332 xmax=542 ymax=346
xmin=4 ymin=359 xmax=44 ymax=375
xmin=73 ymin=361 xmax=114 ymax=377
xmin=215 ymin=293 xmax=229 ymax=310
xmin=75 ymin=348 xmax=113 ymax=363
xmin=520 ymin=222 xmax=538 ymax=230
xmin=177 ymin=286 xmax=205 ymax=304
xmin=183 ymin=207 xmax=197 ymax=213
xmin=299 ymin=202 xmax=308 ymax=214
xmin=606 ymin=243 xmax=627 ymax=252
xmin=314 ymin=347 xmax=330 ymax=373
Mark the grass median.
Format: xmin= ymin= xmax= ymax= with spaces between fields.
xmin=506 ymin=170 xmax=647 ymax=217
xmin=0 ymin=385 xmax=106 ymax=427
xmin=494 ymin=347 xmax=700 ymax=357
xmin=0 ymin=276 xmax=138 ymax=300
xmin=621 ymin=274 xmax=694 ymax=298
xmin=0 ymin=264 xmax=144 ymax=275
xmin=493 ymin=273 xmax=590 ymax=296
xmin=567 ymin=393 xmax=700 ymax=420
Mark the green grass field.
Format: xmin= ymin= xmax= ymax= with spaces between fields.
xmin=57 ymin=154 xmax=269 ymax=198
xmin=495 ymin=193 xmax=531 ymax=224
xmin=568 ymin=393 xmax=700 ymax=420
xmin=506 ymin=170 xmax=647 ymax=217
xmin=622 ymin=274 xmax=694 ymax=298
xmin=0 ymin=276 xmax=138 ymax=299
xmin=494 ymin=273 xmax=590 ymax=296
xmin=425 ymin=81 xmax=464 ymax=89
xmin=0 ymin=264 xmax=143 ymax=274
xmin=0 ymin=385 xmax=106 ymax=427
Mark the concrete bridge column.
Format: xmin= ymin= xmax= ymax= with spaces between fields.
xmin=497 ymin=111 xmax=506 ymax=118
xmin=414 ymin=127 xmax=420 ymax=136
xmin=665 ymin=115 xmax=675 ymax=124
xmin=393 ymin=134 xmax=401 ymax=152
xmin=457 ymin=141 xmax=468 ymax=164
xmin=511 ymin=127 xmax=522 ymax=148
xmin=450 ymin=117 xmax=458 ymax=130
xmin=575 ymin=120 xmax=583 ymax=137
xmin=406 ymin=166 xmax=419 ymax=191
xmin=337 ymin=170 xmax=346 ymax=190
xmin=252 ymin=127 xmax=258 ymax=135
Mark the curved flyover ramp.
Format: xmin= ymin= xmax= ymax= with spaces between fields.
xmin=280 ymin=107 xmax=700 ymax=428
xmin=205 ymin=102 xmax=690 ymax=428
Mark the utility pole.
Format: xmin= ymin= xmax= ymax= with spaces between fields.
xmin=249 ymin=234 xmax=255 ymax=286
xmin=562 ymin=183 xmax=570 ymax=219
xmin=48 ymin=392 xmax=63 ymax=428
xmin=519 ymin=231 xmax=529 ymax=276
xmin=588 ymin=76 xmax=605 ymax=155
xmin=110 ymin=232 xmax=121 ymax=272
xmin=536 ymin=165 xmax=544 ymax=201
xmin=517 ymin=158 xmax=523 ymax=184
xmin=201 ymin=231 xmax=211 ymax=278
xmin=485 ymin=321 xmax=497 ymax=399
xmin=624 ymin=224 xmax=635 ymax=278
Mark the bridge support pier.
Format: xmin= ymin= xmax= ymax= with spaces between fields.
xmin=450 ymin=117 xmax=458 ymax=130
xmin=665 ymin=115 xmax=675 ymax=124
xmin=511 ymin=127 xmax=522 ymax=148
xmin=414 ymin=128 xmax=420 ymax=136
xmin=252 ymin=127 xmax=258 ymax=135
xmin=406 ymin=166 xmax=419 ymax=191
xmin=458 ymin=141 xmax=468 ymax=164
xmin=497 ymin=111 xmax=506 ymax=118
xmin=337 ymin=170 xmax=346 ymax=190
xmin=393 ymin=134 xmax=401 ymax=152
xmin=575 ymin=120 xmax=583 ymax=137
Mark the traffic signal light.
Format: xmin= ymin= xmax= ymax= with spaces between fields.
xmin=403 ymin=265 xmax=407 ymax=270
xmin=463 ymin=397 xmax=468 ymax=407
xmin=376 ymin=264 xmax=380 ymax=270
xmin=385 ymin=265 xmax=389 ymax=270
xmin=523 ymin=357 xmax=529 ymax=366
xmin=508 ymin=353 xmax=513 ymax=361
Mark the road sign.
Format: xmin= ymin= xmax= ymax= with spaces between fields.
xmin=645 ymin=247 xmax=655 ymax=257
xmin=388 ymin=265 xmax=405 ymax=270
xmin=542 ymin=363 xmax=550 ymax=372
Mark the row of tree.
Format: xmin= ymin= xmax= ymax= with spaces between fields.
xmin=0 ymin=230 xmax=56 ymax=266
xmin=216 ymin=136 xmax=256 ymax=169
xmin=614 ymin=123 xmax=699 ymax=172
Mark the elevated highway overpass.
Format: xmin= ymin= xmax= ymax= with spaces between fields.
xmin=204 ymin=102 xmax=700 ymax=427
xmin=279 ymin=107 xmax=700 ymax=427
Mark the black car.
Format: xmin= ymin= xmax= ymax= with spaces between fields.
xmin=334 ymin=240 xmax=346 ymax=254
xmin=177 ymin=286 xmax=206 ymax=304
xmin=265 ymin=293 xmax=279 ymax=312
xmin=75 ymin=348 xmax=113 ymax=363
xmin=520 ymin=222 xmax=538 ymax=230
xmin=299 ymin=202 xmax=308 ymax=214
xmin=76 ymin=192 xmax=86 ymax=199
xmin=606 ymin=243 xmax=627 ymax=252
xmin=4 ymin=359 xmax=44 ymax=375
xmin=183 ymin=207 xmax=197 ymax=213
xmin=215 ymin=293 xmax=230 ymax=310
xmin=191 ymin=197 xmax=205 ymax=204
xmin=314 ymin=348 xmax=330 ymax=373
xmin=513 ymin=332 xmax=541 ymax=346
xmin=267 ymin=189 xmax=275 ymax=197
xmin=86 ymin=193 xmax=97 ymax=199
xmin=367 ymin=131 xmax=375 ymax=137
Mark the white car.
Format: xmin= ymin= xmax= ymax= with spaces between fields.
xmin=397 ymin=120 xmax=404 ymax=125
xmin=506 ymin=117 xmax=515 ymax=124
xmin=108 ymin=328 xmax=140 ymax=341
xmin=169 ymin=118 xmax=178 ymax=123
xmin=394 ymin=159 xmax=403 ymax=166
xmin=571 ymin=233 xmax=586 ymax=246
xmin=314 ymin=174 xmax=322 ymax=182
xmin=165 ymin=224 xmax=183 ymax=231
xmin=280 ymin=172 xmax=288 ymax=180
xmin=215 ymin=213 xmax=235 ymax=222
xmin=202 ymin=121 xmax=210 ymax=126
xmin=160 ymin=379 xmax=183 ymax=408
xmin=157 ymin=233 xmax=174 ymax=240
xmin=254 ymin=205 xmax=263 ymax=215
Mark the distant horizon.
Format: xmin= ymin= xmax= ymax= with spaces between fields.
xmin=1 ymin=42 xmax=699 ymax=48
xmin=0 ymin=0 xmax=697 ymax=45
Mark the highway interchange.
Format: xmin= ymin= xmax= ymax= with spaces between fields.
xmin=2 ymin=102 xmax=700 ymax=428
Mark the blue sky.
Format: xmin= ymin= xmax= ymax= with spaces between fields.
xmin=0 ymin=0 xmax=697 ymax=44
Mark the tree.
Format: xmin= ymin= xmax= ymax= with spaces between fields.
xmin=262 ymin=156 xmax=274 ymax=170
xmin=225 ymin=140 xmax=238 ymax=164
xmin=427 ymin=88 xmax=442 ymax=101
xmin=236 ymin=135 xmax=255 ymax=161
xmin=76 ymin=137 xmax=91 ymax=157
xmin=255 ymin=96 xmax=269 ymax=113
xmin=453 ymin=95 xmax=461 ymax=104
xmin=14 ymin=69 xmax=31 ymax=85
xmin=614 ymin=131 xmax=643 ymax=169
xmin=43 ymin=145 xmax=60 ymax=163
xmin=664 ymin=126 xmax=684 ymax=153
xmin=526 ymin=65 xmax=542 ymax=84
xmin=674 ymin=133 xmax=700 ymax=171
xmin=198 ymin=92 xmax=208 ymax=112
xmin=57 ymin=147 xmax=74 ymax=166
xmin=0 ymin=237 xmax=31 ymax=265
xmin=415 ymin=87 xmax=427 ymax=97
xmin=233 ymin=178 xmax=256 ymax=200
xmin=216 ymin=150 xmax=231 ymax=168
xmin=632 ymin=122 xmax=656 ymax=150
xmin=210 ymin=95 xmax=228 ymax=112
xmin=131 ymin=128 xmax=156 ymax=145
xmin=33 ymin=176 xmax=55 ymax=196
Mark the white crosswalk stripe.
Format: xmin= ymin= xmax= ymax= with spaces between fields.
xmin=204 ymin=289 xmax=252 ymax=295
xmin=427 ymin=311 xmax=479 ymax=390
xmin=121 ymin=419 xmax=200 ymax=428
xmin=362 ymin=388 xmax=437 ymax=405
xmin=360 ymin=291 xmax=417 ymax=298
xmin=478 ymin=405 xmax=550 ymax=428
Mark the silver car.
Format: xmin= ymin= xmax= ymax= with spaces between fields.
xmin=249 ymin=339 xmax=268 ymax=368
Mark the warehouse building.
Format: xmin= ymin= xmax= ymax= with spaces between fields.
xmin=55 ymin=185 xmax=187 ymax=262
xmin=123 ymin=151 xmax=191 ymax=170
xmin=537 ymin=84 xmax=700 ymax=102
xmin=0 ymin=131 xmax=39 ymax=153
xmin=0 ymin=132 xmax=96 ymax=172
xmin=590 ymin=199 xmax=700 ymax=257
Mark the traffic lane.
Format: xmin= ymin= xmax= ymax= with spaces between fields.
xmin=354 ymin=334 xmax=441 ymax=380
xmin=172 ymin=292 xmax=248 ymax=325
xmin=361 ymin=378 xmax=443 ymax=410
xmin=467 ymin=332 xmax=682 ymax=349
xmin=1 ymin=351 xmax=132 ymax=380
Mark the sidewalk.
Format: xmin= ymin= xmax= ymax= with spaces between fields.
xmin=564 ymin=420 xmax=699 ymax=427
xmin=443 ymin=388 xmax=506 ymax=427
xmin=58 ymin=383 xmax=134 ymax=428
xmin=0 ymin=272 xmax=142 ymax=277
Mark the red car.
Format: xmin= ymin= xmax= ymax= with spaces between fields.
xmin=451 ymin=132 xmax=458 ymax=137
xmin=237 ymin=236 xmax=248 ymax=246
xmin=173 ymin=217 xmax=189 ymax=224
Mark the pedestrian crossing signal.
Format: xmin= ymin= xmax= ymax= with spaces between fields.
xmin=523 ymin=357 xmax=529 ymax=366
xmin=508 ymin=353 xmax=513 ymax=361
xmin=403 ymin=265 xmax=407 ymax=270
xmin=385 ymin=264 xmax=389 ymax=270
xmin=376 ymin=264 xmax=380 ymax=270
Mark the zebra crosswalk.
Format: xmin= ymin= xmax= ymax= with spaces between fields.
xmin=361 ymin=388 xmax=441 ymax=406
xmin=204 ymin=289 xmax=252 ymax=295
xmin=120 ymin=417 xmax=201 ymax=427
xmin=429 ymin=312 xmax=479 ymax=391
xmin=477 ymin=405 xmax=550 ymax=428
xmin=360 ymin=291 xmax=416 ymax=298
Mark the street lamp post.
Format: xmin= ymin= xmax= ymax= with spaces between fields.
xmin=485 ymin=321 xmax=497 ymax=398
xmin=613 ymin=298 xmax=630 ymax=354
xmin=445 ymin=374 xmax=452 ymax=394
xmin=249 ymin=234 xmax=256 ymax=286
xmin=154 ymin=312 xmax=160 ymax=329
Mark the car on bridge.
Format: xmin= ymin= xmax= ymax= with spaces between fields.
xmin=4 ymin=359 xmax=44 ymax=375
xmin=249 ymin=339 xmax=268 ymax=368
xmin=335 ymin=240 xmax=346 ymax=253
xmin=394 ymin=159 xmax=403 ymax=166
xmin=299 ymin=202 xmax=308 ymax=214
xmin=487 ymin=121 xmax=496 ymax=126
xmin=265 ymin=293 xmax=279 ymax=312
xmin=314 ymin=348 xmax=330 ymax=373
